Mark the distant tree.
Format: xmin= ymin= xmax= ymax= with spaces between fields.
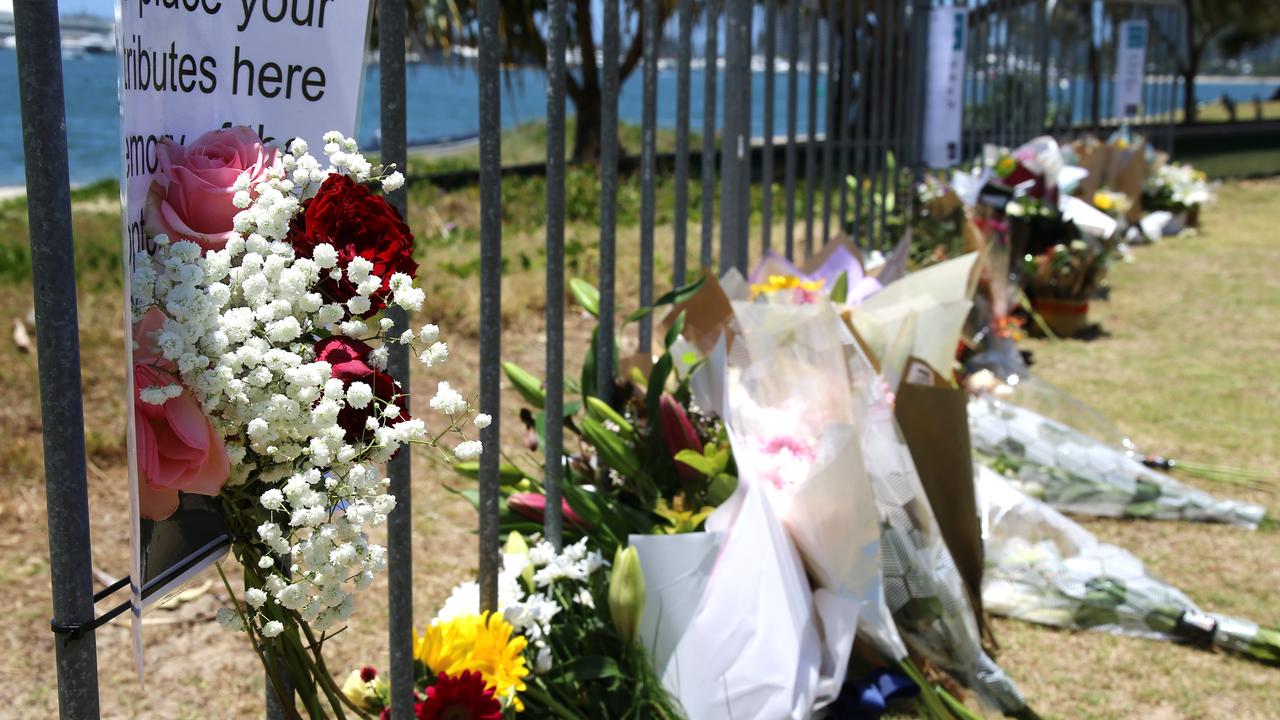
xmin=1161 ymin=1 xmax=1280 ymax=123
xmin=406 ymin=0 xmax=679 ymax=163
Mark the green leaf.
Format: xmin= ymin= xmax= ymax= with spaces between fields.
xmin=562 ymin=399 xmax=582 ymax=419
xmin=569 ymin=278 xmax=601 ymax=317
xmin=503 ymin=362 xmax=546 ymax=409
xmin=706 ymin=473 xmax=738 ymax=507
xmin=551 ymin=655 xmax=622 ymax=682
xmin=664 ymin=310 xmax=687 ymax=351
xmin=624 ymin=276 xmax=709 ymax=325
xmin=580 ymin=416 xmax=642 ymax=479
xmin=451 ymin=461 xmax=528 ymax=485
xmin=645 ymin=354 xmax=674 ymax=424
xmin=673 ymin=449 xmax=717 ymax=477
xmin=581 ymin=327 xmax=599 ymax=399
xmin=585 ymin=396 xmax=635 ymax=439
xmin=830 ymin=271 xmax=849 ymax=304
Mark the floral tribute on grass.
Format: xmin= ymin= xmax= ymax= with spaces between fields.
xmin=132 ymin=126 xmax=482 ymax=717
xmin=344 ymin=535 xmax=681 ymax=719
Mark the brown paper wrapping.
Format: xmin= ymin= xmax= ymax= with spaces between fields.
xmin=893 ymin=366 xmax=987 ymax=634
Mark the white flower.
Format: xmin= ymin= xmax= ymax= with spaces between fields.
xmin=245 ymin=588 xmax=268 ymax=608
xmin=535 ymin=645 xmax=553 ymax=674
xmin=261 ymin=620 xmax=284 ymax=638
xmin=346 ymin=382 xmax=373 ymax=409
xmin=419 ymin=342 xmax=448 ymax=368
xmin=382 ymin=171 xmax=405 ymax=192
xmin=473 ymin=413 xmax=492 ymax=430
xmin=397 ymin=329 xmax=414 ymax=344
xmin=346 ymin=257 xmax=374 ymax=284
xmin=312 ymin=243 xmax=338 ymax=269
xmin=216 ymin=607 xmax=243 ymax=630
xmin=430 ymin=381 xmax=468 ymax=415
xmin=453 ymin=440 xmax=483 ymax=461
xmin=257 ymin=556 xmax=275 ymax=569
xmin=346 ymin=296 xmax=372 ymax=317
xmin=260 ymin=489 xmax=285 ymax=511
xmin=418 ymin=324 xmax=440 ymax=344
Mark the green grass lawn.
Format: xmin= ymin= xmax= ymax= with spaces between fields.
xmin=993 ymin=178 xmax=1280 ymax=719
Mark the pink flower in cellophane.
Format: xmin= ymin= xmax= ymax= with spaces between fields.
xmin=746 ymin=432 xmax=818 ymax=492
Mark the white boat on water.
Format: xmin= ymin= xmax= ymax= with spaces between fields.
xmin=0 ymin=1 xmax=115 ymax=55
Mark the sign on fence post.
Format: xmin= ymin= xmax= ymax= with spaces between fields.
xmin=923 ymin=7 xmax=967 ymax=168
xmin=1114 ymin=20 xmax=1148 ymax=119
xmin=115 ymin=0 xmax=371 ymax=673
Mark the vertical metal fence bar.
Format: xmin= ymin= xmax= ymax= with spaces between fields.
xmin=1007 ymin=1 xmax=1020 ymax=144
xmin=852 ymin=3 xmax=867 ymax=246
xmin=875 ymin=0 xmax=892 ymax=245
xmin=994 ymin=1 xmax=1007 ymax=148
xmin=700 ymin=0 xmax=720 ymax=269
xmin=598 ymin=0 xmax=620 ymax=403
xmin=720 ymin=0 xmax=751 ymax=274
xmin=972 ymin=4 xmax=989 ymax=153
xmin=838 ymin=0 xmax=854 ymax=230
xmin=377 ymin=0 xmax=414 ymax=715
xmin=784 ymin=0 xmax=801 ymax=261
xmin=737 ymin=7 xmax=754 ymax=272
xmin=860 ymin=0 xmax=880 ymax=243
xmin=674 ymin=0 xmax=693 ymax=287
xmin=639 ymin=0 xmax=658 ymax=352
xmin=761 ymin=0 xmax=778 ymax=254
xmin=890 ymin=2 xmax=908 ymax=212
xmin=718 ymin=3 xmax=740 ymax=275
xmin=543 ymin=0 xmax=567 ymax=548
xmin=13 ymin=2 xmax=100 ymax=718
xmin=476 ymin=0 xmax=502 ymax=615
xmin=804 ymin=8 xmax=820 ymax=258
xmin=821 ymin=6 xmax=837 ymax=246
xmin=1036 ymin=1 xmax=1048 ymax=137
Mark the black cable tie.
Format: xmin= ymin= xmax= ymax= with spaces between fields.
xmin=50 ymin=576 xmax=132 ymax=638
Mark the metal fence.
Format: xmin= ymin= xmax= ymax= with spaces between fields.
xmin=14 ymin=0 xmax=1185 ymax=718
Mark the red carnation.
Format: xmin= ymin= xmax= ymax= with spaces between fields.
xmin=288 ymin=174 xmax=417 ymax=316
xmin=360 ymin=666 xmax=378 ymax=683
xmin=315 ymin=335 xmax=410 ymax=442
xmin=414 ymin=671 xmax=502 ymax=720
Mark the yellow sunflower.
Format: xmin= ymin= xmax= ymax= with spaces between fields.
xmin=413 ymin=612 xmax=530 ymax=712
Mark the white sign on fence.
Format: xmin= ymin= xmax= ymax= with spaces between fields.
xmin=923 ymin=7 xmax=968 ymax=168
xmin=115 ymin=0 xmax=371 ymax=669
xmin=1114 ymin=19 xmax=1148 ymax=119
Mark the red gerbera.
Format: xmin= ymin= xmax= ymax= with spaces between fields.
xmin=414 ymin=671 xmax=502 ymax=720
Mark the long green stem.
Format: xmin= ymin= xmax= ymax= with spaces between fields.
xmin=524 ymin=680 xmax=590 ymax=720
xmin=217 ymin=563 xmax=305 ymax=720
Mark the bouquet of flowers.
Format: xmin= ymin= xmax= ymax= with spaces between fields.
xmin=1142 ymin=162 xmax=1212 ymax=215
xmin=968 ymin=394 xmax=1265 ymax=528
xmin=132 ymin=126 xmax=482 ymax=715
xmin=460 ymin=283 xmax=738 ymax=559
xmin=977 ymin=464 xmax=1280 ymax=666
xmin=343 ymin=534 xmax=681 ymax=718
xmin=860 ymin=383 xmax=1033 ymax=718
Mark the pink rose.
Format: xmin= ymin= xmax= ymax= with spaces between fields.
xmin=145 ymin=126 xmax=280 ymax=252
xmin=134 ymin=363 xmax=230 ymax=521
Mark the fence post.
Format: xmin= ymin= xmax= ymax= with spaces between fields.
xmin=700 ymin=0 xmax=720 ymax=270
xmin=543 ymin=0 xmax=567 ymax=547
xmin=673 ymin=0 xmax=693 ymax=287
xmin=598 ymin=0 xmax=620 ymax=406
xmin=476 ymin=0 xmax=503 ymax=614
xmin=13 ymin=2 xmax=101 ymax=719
xmin=639 ymin=0 xmax=658 ymax=351
xmin=375 ymin=0 xmax=415 ymax=717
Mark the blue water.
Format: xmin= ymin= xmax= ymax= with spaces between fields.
xmin=0 ymin=47 xmax=1275 ymax=186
